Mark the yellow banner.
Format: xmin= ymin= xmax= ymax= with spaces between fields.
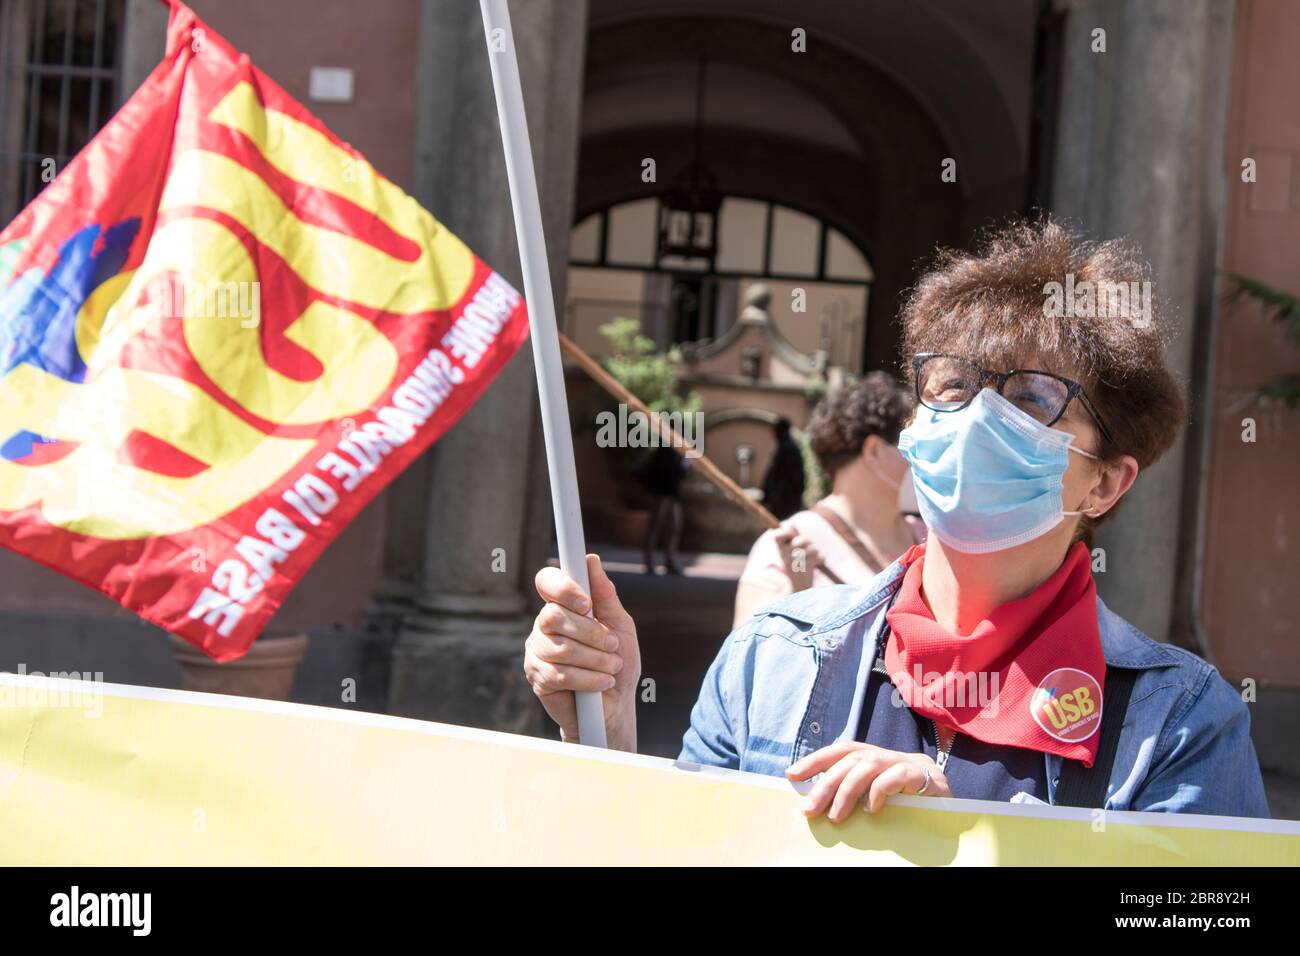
xmin=0 ymin=674 xmax=1295 ymax=865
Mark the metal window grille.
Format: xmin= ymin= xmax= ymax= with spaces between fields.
xmin=0 ymin=0 xmax=125 ymax=226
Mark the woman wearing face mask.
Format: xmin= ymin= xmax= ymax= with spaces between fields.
xmin=523 ymin=220 xmax=1269 ymax=819
xmin=732 ymin=373 xmax=924 ymax=628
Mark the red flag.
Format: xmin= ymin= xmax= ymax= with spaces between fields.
xmin=0 ymin=2 xmax=529 ymax=660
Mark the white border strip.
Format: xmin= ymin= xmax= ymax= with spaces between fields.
xmin=3 ymin=672 xmax=1297 ymax=837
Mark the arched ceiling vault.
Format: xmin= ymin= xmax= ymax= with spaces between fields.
xmin=584 ymin=1 xmax=1034 ymax=197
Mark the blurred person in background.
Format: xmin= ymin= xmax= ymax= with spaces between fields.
xmin=732 ymin=373 xmax=924 ymax=626
xmin=760 ymin=417 xmax=805 ymax=521
xmin=638 ymin=444 xmax=689 ymax=575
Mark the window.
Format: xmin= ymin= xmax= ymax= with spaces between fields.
xmin=0 ymin=0 xmax=126 ymax=225
xmin=571 ymin=196 xmax=874 ymax=285
xmin=768 ymin=206 xmax=819 ymax=277
xmin=567 ymin=195 xmax=873 ymax=371
xmin=714 ymin=198 xmax=766 ymax=273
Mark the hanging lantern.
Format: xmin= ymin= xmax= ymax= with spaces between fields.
xmin=658 ymin=164 xmax=721 ymax=264
xmin=656 ymin=55 xmax=720 ymax=268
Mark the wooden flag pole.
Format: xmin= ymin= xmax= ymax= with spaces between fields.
xmin=558 ymin=334 xmax=780 ymax=531
xmin=479 ymin=0 xmax=605 ymax=747
xmin=558 ymin=333 xmax=845 ymax=586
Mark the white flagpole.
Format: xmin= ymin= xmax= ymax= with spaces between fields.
xmin=479 ymin=0 xmax=607 ymax=748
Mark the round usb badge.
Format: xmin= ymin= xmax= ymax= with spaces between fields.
xmin=1030 ymin=667 xmax=1103 ymax=743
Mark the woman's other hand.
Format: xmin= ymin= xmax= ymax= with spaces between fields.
xmin=786 ymin=742 xmax=952 ymax=821
xmin=774 ymin=522 xmax=821 ymax=592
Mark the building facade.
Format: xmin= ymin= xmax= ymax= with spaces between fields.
xmin=0 ymin=0 xmax=1295 ymax=775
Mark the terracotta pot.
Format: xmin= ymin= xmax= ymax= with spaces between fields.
xmin=168 ymin=633 xmax=310 ymax=701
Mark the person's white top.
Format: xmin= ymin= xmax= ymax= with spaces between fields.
xmin=739 ymin=508 xmax=880 ymax=592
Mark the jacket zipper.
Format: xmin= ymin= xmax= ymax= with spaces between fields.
xmin=932 ymin=720 xmax=956 ymax=772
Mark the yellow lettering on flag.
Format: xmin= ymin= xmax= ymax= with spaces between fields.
xmin=0 ymin=78 xmax=481 ymax=538
xmin=0 ymin=363 xmax=311 ymax=539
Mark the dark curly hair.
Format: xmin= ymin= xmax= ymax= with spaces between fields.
xmin=899 ymin=217 xmax=1187 ymax=531
xmin=807 ymin=372 xmax=914 ymax=478
xmin=904 ymin=217 xmax=1190 ymax=470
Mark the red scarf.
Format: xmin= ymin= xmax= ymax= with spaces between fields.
xmin=883 ymin=541 xmax=1106 ymax=766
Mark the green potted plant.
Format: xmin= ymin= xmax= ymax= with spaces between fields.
xmin=588 ymin=317 xmax=700 ymax=546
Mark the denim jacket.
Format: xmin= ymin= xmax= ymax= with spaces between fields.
xmin=679 ymin=559 xmax=1271 ymax=818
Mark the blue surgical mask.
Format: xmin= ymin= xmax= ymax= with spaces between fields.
xmin=897 ymin=388 xmax=1099 ymax=554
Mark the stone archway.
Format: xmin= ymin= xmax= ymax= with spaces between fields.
xmin=577 ymin=10 xmax=1031 ymax=370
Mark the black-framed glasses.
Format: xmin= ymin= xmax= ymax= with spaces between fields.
xmin=911 ymin=353 xmax=1115 ymax=447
